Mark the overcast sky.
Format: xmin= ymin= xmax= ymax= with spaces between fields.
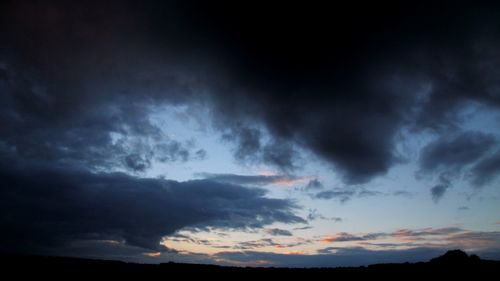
xmin=1 ymin=0 xmax=500 ymax=267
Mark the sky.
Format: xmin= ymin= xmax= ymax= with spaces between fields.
xmin=1 ymin=0 xmax=500 ymax=267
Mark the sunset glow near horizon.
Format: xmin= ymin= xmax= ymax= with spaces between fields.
xmin=1 ymin=0 xmax=500 ymax=267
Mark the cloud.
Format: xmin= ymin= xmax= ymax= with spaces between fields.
xmin=188 ymin=231 xmax=500 ymax=266
xmin=393 ymin=190 xmax=414 ymax=198
xmin=304 ymin=179 xmax=323 ymax=191
xmin=418 ymin=131 xmax=497 ymax=176
xmin=321 ymin=233 xmax=366 ymax=243
xmin=0 ymin=159 xmax=304 ymax=255
xmin=196 ymin=173 xmax=312 ymax=187
xmin=314 ymin=227 xmax=500 ymax=257
xmin=313 ymin=190 xmax=356 ymax=202
xmin=468 ymin=150 xmax=500 ymax=187
xmin=306 ymin=209 xmax=342 ymax=222
xmin=233 ymin=239 xmax=280 ymax=250
xmin=321 ymin=232 xmax=387 ymax=243
xmin=417 ymin=131 xmax=499 ymax=199
xmin=391 ymin=227 xmax=465 ymax=241
xmin=446 ymin=231 xmax=500 ymax=249
xmin=311 ymin=187 xmax=386 ymax=202
xmin=1 ymin=1 xmax=500 ymax=265
xmin=195 ymin=2 xmax=500 ymax=183
xmin=320 ymin=227 xmax=467 ymax=244
xmin=358 ymin=190 xmax=385 ymax=198
xmin=214 ymin=247 xmax=449 ymax=267
xmin=293 ymin=226 xmax=313 ymax=231
xmin=265 ymin=228 xmax=293 ymax=237
xmin=2 ymin=1 xmax=500 ymax=186
xmin=431 ymin=183 xmax=450 ymax=203
xmin=231 ymin=237 xmax=311 ymax=250
xmin=220 ymin=126 xmax=301 ymax=171
xmin=0 ymin=51 xmax=206 ymax=174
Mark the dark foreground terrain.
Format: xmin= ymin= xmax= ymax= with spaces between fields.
xmin=1 ymin=250 xmax=499 ymax=278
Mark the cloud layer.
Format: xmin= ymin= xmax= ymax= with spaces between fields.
xmin=1 ymin=0 xmax=500 ymax=264
xmin=0 ymin=159 xmax=304 ymax=254
xmin=2 ymin=1 xmax=500 ymax=184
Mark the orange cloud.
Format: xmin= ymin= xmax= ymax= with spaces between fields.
xmin=320 ymin=236 xmax=337 ymax=243
xmin=284 ymin=250 xmax=306 ymax=255
xmin=270 ymin=176 xmax=316 ymax=187
xmin=143 ymin=252 xmax=162 ymax=257
xmin=391 ymin=229 xmax=418 ymax=241
xmin=255 ymin=260 xmax=274 ymax=265
xmin=320 ymin=232 xmax=363 ymax=243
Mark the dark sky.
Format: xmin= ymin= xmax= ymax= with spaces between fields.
xmin=1 ymin=1 xmax=500 ymax=266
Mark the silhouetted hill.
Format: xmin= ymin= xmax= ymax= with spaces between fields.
xmin=430 ymin=249 xmax=475 ymax=264
xmin=1 ymin=250 xmax=499 ymax=278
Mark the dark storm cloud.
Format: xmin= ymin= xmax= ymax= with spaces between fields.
xmin=3 ymin=1 xmax=500 ymax=185
xmin=0 ymin=160 xmax=304 ymax=255
xmin=178 ymin=1 xmax=500 ymax=183
xmin=0 ymin=56 xmax=206 ymax=174
xmin=0 ymin=0 xmax=212 ymax=176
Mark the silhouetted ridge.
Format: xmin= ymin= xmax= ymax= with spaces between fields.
xmin=430 ymin=250 xmax=478 ymax=264
xmin=1 ymin=250 xmax=499 ymax=278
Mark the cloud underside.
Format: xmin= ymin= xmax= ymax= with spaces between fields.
xmin=1 ymin=1 xmax=500 ymax=184
xmin=0 ymin=160 xmax=304 ymax=254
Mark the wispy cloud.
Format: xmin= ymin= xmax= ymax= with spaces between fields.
xmin=321 ymin=232 xmax=387 ymax=243
xmin=393 ymin=190 xmax=414 ymax=198
xmin=311 ymin=187 xmax=395 ymax=203
xmin=265 ymin=228 xmax=293 ymax=237
xmin=196 ymin=173 xmax=314 ymax=187
xmin=306 ymin=209 xmax=342 ymax=222
xmin=318 ymin=227 xmax=500 ymax=252
xmin=313 ymin=190 xmax=356 ymax=202
xmin=392 ymin=227 xmax=464 ymax=241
